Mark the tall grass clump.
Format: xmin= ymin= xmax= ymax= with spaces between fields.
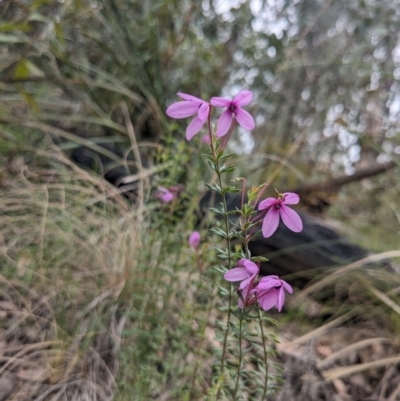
xmin=1 ymin=131 xmax=259 ymax=400
xmin=0 ymin=134 xmax=137 ymax=398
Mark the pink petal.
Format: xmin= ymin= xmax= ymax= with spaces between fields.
xmin=235 ymin=108 xmax=255 ymax=130
xmin=243 ymin=260 xmax=259 ymax=274
xmin=262 ymin=207 xmax=280 ymax=238
xmin=280 ymin=206 xmax=303 ymax=233
xmin=282 ymin=280 xmax=293 ymax=294
xmin=166 ymin=101 xmax=200 ymax=119
xmin=265 ymin=275 xmax=280 ymax=280
xmin=162 ymin=192 xmax=174 ymax=202
xmin=186 ymin=116 xmax=205 ymax=141
xmin=277 ymin=287 xmax=285 ymax=312
xmin=155 ymin=187 xmax=174 ymax=203
xmin=197 ymin=102 xmax=210 ymax=121
xmin=259 ymin=289 xmax=279 ymax=311
xmin=258 ymin=197 xmax=277 ymax=210
xmin=210 ymin=97 xmax=231 ymax=108
xmin=237 ymin=258 xmax=247 ymax=267
xmin=224 ymin=268 xmax=251 ymax=282
xmin=238 ymin=284 xmax=252 ymax=309
xmin=215 ymin=109 xmax=233 ymax=138
xmin=233 ymin=90 xmax=253 ymax=106
xmin=283 ymin=192 xmax=300 ymax=205
xmin=256 ymin=277 xmax=281 ymax=290
xmin=239 ymin=276 xmax=252 ymax=290
xmin=177 ymin=93 xmax=204 ymax=103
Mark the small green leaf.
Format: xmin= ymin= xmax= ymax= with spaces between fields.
xmin=208 ymin=207 xmax=225 ymax=215
xmin=218 ymin=285 xmax=229 ymax=296
xmin=220 ymin=164 xmax=235 ymax=174
xmin=219 ymin=152 xmax=235 ymax=161
xmin=205 ymin=182 xmax=222 ymax=193
xmin=212 ymin=264 xmax=227 ymax=273
xmin=202 ymin=153 xmax=214 ymax=161
xmin=208 ymin=160 xmax=216 ymax=171
xmin=252 ymin=256 xmax=269 ymax=263
xmin=228 ymin=321 xmax=239 ymax=336
xmin=209 ymin=227 xmax=228 ymax=238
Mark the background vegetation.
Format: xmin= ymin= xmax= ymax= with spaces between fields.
xmin=0 ymin=0 xmax=400 ymax=399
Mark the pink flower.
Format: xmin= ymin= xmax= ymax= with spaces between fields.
xmin=154 ymin=187 xmax=175 ymax=203
xmin=254 ymin=275 xmax=293 ymax=312
xmin=258 ymin=192 xmax=303 ymax=238
xmin=166 ymin=93 xmax=210 ymax=141
xmin=189 ymin=231 xmax=200 ymax=249
xmin=223 ymin=259 xmax=260 ymax=308
xmin=210 ymin=90 xmax=255 ymax=138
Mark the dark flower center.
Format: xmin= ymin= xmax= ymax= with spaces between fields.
xmin=229 ymin=104 xmax=236 ymax=112
xmin=275 ymin=203 xmax=281 ymax=209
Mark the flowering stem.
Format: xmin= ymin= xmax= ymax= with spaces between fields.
xmin=206 ymin=110 xmax=234 ymax=395
xmin=216 ymin=166 xmax=233 ymax=384
xmin=233 ymin=308 xmax=245 ymax=400
xmin=220 ymin=119 xmax=237 ymax=150
xmin=258 ymin=308 xmax=269 ymax=400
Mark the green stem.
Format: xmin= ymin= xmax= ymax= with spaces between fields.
xmin=207 ymin=112 xmax=234 ymax=397
xmin=217 ymin=167 xmax=233 ymax=384
xmin=258 ymin=308 xmax=269 ymax=400
xmin=233 ymin=309 xmax=245 ymax=400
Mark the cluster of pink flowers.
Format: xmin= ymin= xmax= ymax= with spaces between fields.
xmin=223 ymin=259 xmax=293 ymax=312
xmin=166 ymin=89 xmax=303 ymax=313
xmin=166 ymin=90 xmax=255 ymax=141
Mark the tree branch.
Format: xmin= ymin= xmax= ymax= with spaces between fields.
xmin=292 ymin=160 xmax=397 ymax=195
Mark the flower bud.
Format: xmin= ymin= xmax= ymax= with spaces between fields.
xmin=188 ymin=231 xmax=201 ymax=249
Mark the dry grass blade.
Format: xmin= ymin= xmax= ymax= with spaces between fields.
xmin=317 ymin=337 xmax=391 ymax=369
xmin=121 ymin=101 xmax=145 ymax=225
xmin=300 ymin=251 xmax=400 ymax=298
xmin=389 ymin=381 xmax=400 ymax=401
xmin=119 ymin=165 xmax=166 ymax=185
xmin=280 ymin=309 xmax=358 ymax=349
xmin=4 ymin=120 xmax=124 ymax=162
xmin=370 ymin=287 xmax=400 ymax=316
xmin=323 ymin=355 xmax=400 ymax=381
